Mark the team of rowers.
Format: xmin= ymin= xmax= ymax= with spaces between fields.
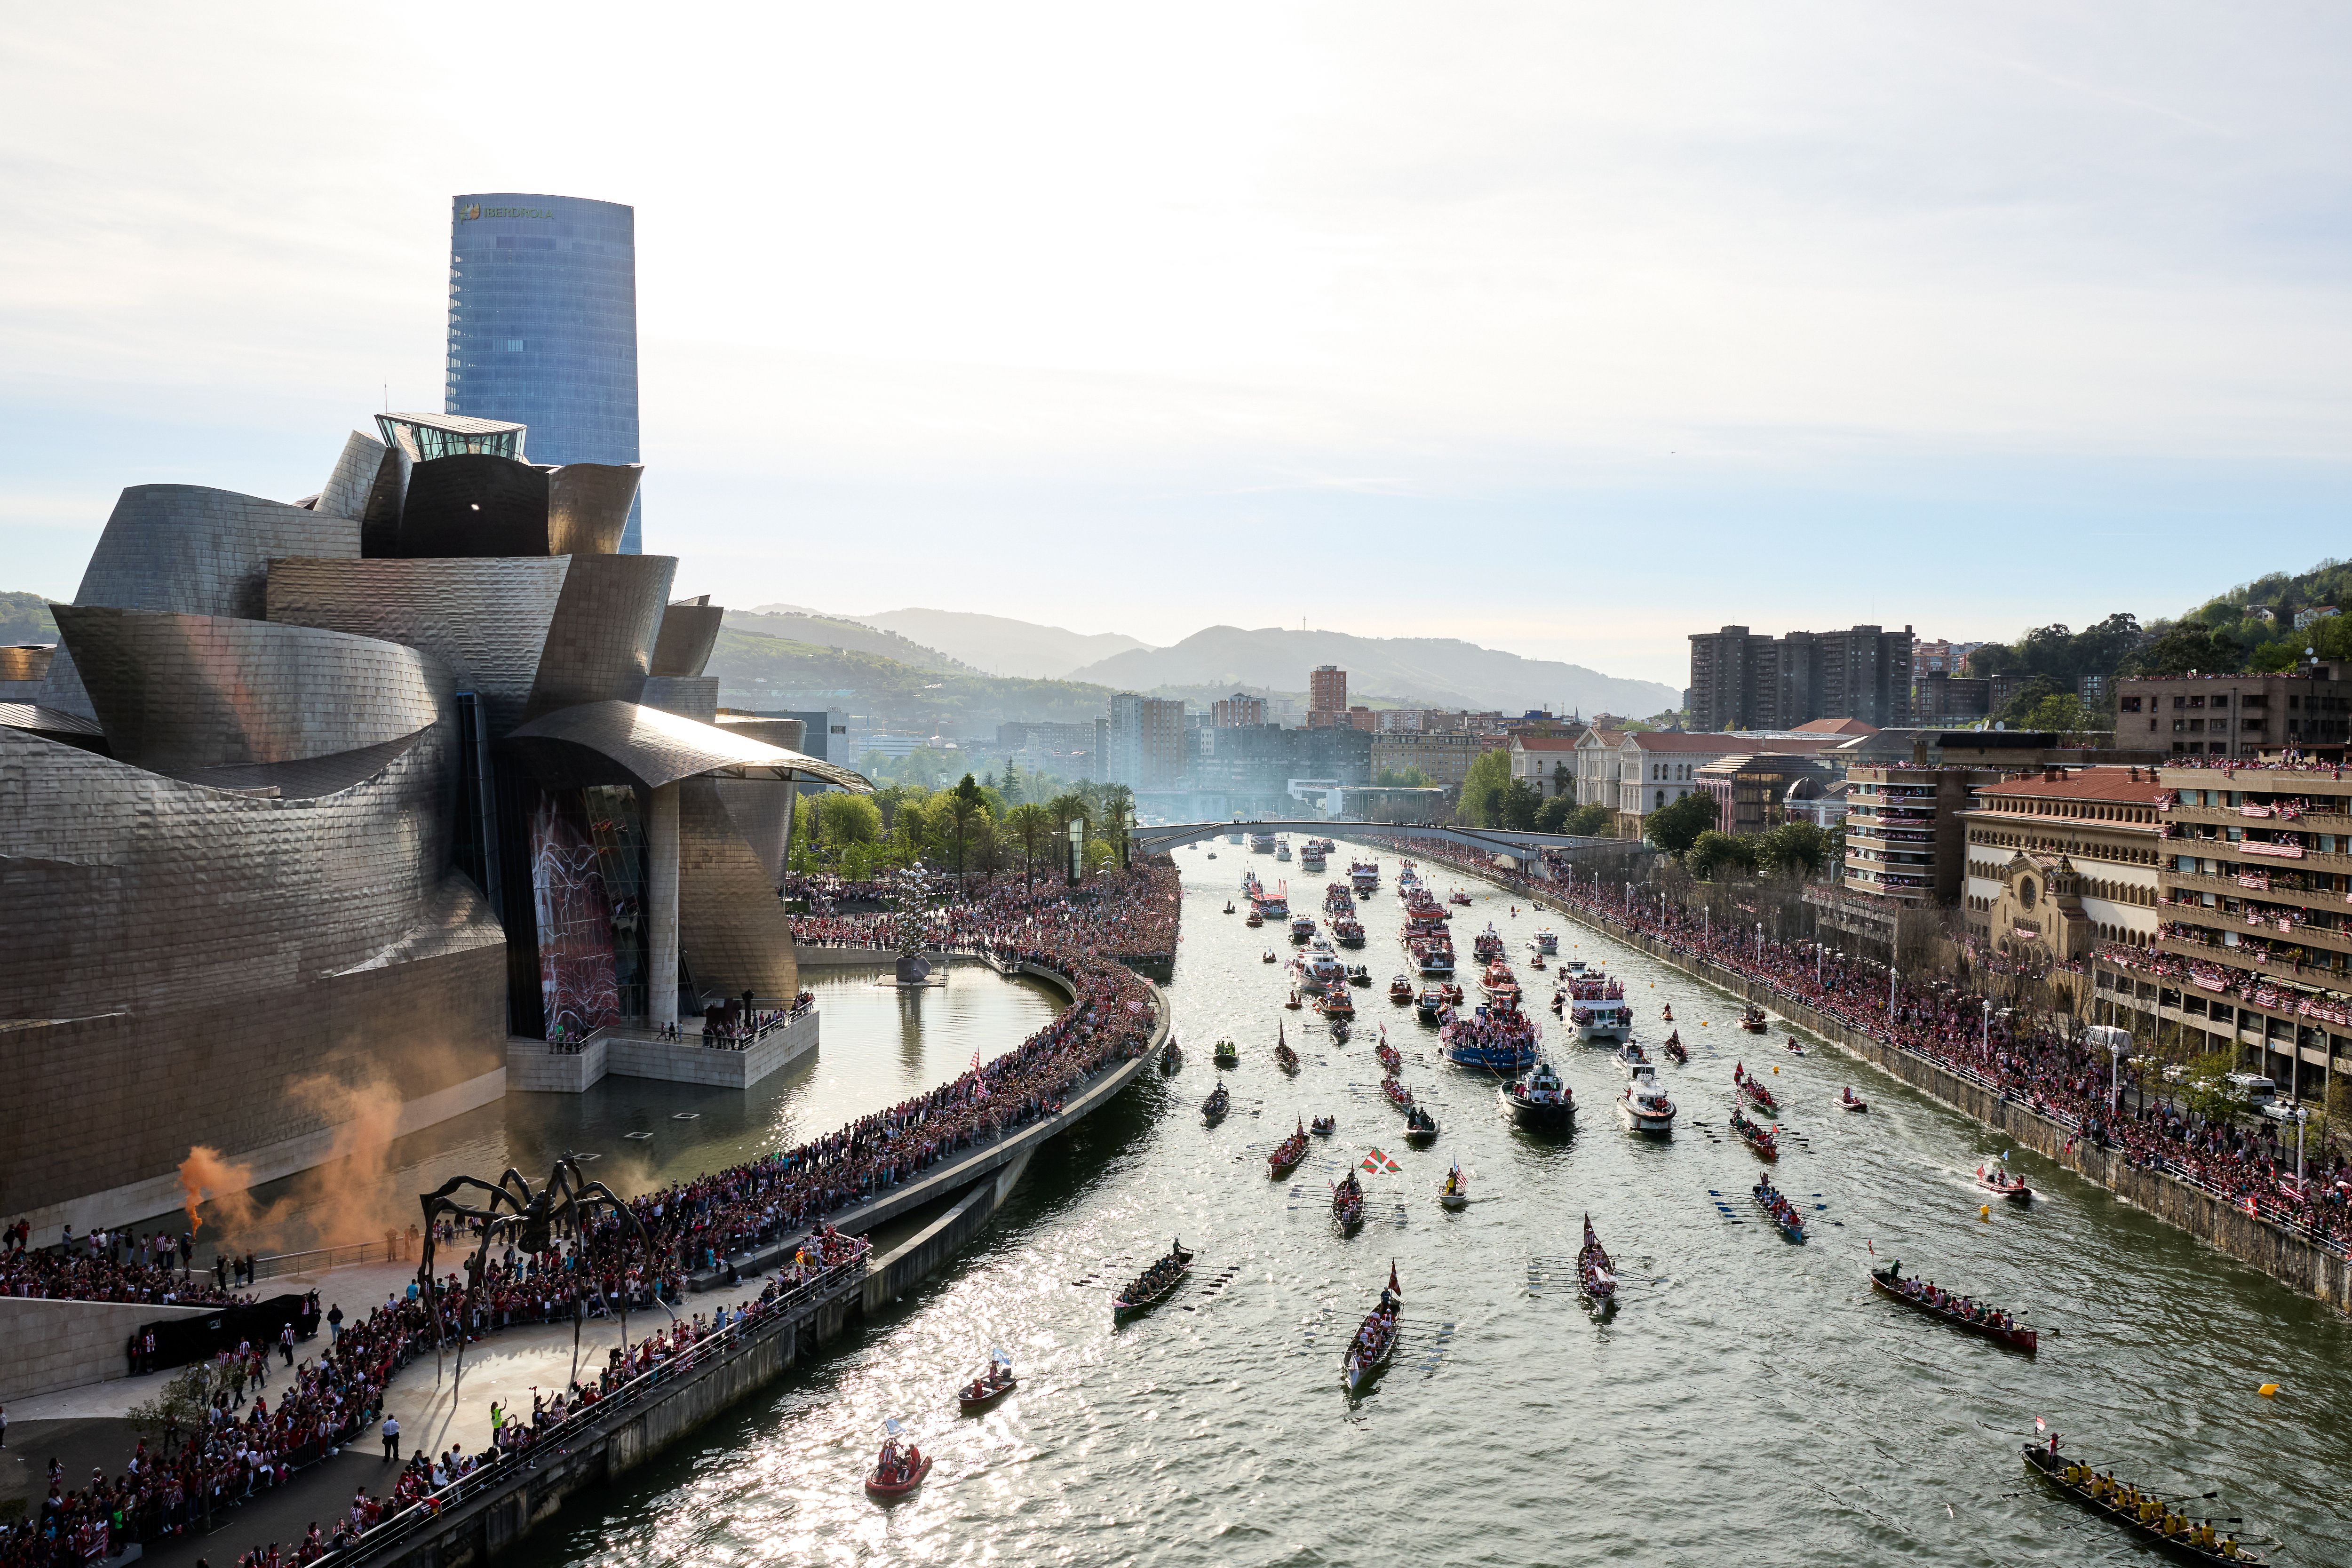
xmin=1878 ymin=1262 xmax=2024 ymax=1335
xmin=2046 ymin=1437 xmax=2247 ymax=1556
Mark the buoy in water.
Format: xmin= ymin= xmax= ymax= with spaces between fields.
xmin=1771 ymin=1064 xmax=1780 ymax=1074
xmin=2258 ymin=1383 xmax=2280 ymax=1398
xmin=1979 ymin=1204 xmax=1991 ymax=1221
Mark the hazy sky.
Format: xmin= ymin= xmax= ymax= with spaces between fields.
xmin=4 ymin=4 xmax=2346 ymax=685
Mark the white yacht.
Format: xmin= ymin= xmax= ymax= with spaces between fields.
xmin=1616 ymin=1064 xmax=1677 ymax=1134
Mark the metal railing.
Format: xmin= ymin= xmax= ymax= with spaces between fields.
xmin=254 ymin=1236 xmax=416 ymax=1281
xmin=329 ymin=1251 xmax=870 ymax=1565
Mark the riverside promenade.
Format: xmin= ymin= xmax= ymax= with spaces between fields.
xmin=330 ymin=963 xmax=1167 ymax=1568
xmin=1360 ymin=833 xmax=2352 ymax=1316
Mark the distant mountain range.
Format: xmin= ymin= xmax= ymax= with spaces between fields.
xmin=1066 ymin=626 xmax=1679 ymax=717
xmin=730 ymin=606 xmax=971 ymax=672
xmin=855 ymin=607 xmax=1150 ymax=680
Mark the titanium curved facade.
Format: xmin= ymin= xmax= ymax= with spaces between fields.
xmin=0 ymin=413 xmax=866 ymax=1234
xmin=446 ymin=194 xmax=643 ymax=553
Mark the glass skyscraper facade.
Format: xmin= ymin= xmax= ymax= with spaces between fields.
xmin=445 ymin=193 xmax=644 ymax=552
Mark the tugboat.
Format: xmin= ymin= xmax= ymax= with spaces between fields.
xmin=1616 ymin=1064 xmax=1676 ymax=1133
xmin=1578 ymin=1214 xmax=1617 ymax=1303
xmin=1868 ymin=1258 xmax=2036 ymax=1353
xmin=1729 ymin=1105 xmax=1779 ymax=1161
xmin=1437 ymin=1162 xmax=1469 ymax=1210
xmin=1159 ymin=1037 xmax=1183 ymax=1074
xmin=1112 ymin=1239 xmax=1195 ymax=1320
xmin=2021 ymin=1437 xmax=2264 ymax=1561
xmin=1753 ymin=1178 xmax=1806 ymax=1241
xmin=1201 ymin=1081 xmax=1231 ymax=1125
xmin=1269 ymin=1118 xmax=1311 ymax=1178
xmin=1340 ymin=1264 xmax=1401 ymax=1394
xmin=1213 ymin=1036 xmax=1240 ymax=1068
xmin=1732 ymin=1063 xmax=1779 ymax=1114
xmin=1332 ymin=1171 xmax=1366 ymax=1232
xmin=1501 ymin=1058 xmax=1573 ymax=1131
xmin=1977 ymin=1163 xmax=2033 ymax=1203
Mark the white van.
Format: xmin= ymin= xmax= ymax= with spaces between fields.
xmin=2224 ymin=1072 xmax=2277 ymax=1105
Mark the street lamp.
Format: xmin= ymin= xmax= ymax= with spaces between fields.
xmin=2296 ymin=1106 xmax=2310 ymax=1189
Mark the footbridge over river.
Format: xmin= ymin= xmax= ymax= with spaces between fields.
xmin=1132 ymin=818 xmax=1653 ymax=867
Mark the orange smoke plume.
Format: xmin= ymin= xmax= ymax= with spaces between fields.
xmin=178 ymin=1145 xmax=258 ymax=1238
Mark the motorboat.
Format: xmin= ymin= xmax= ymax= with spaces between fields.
xmin=1532 ymin=928 xmax=1559 ymax=955
xmin=1262 ymin=949 xmax=1279 ymax=964
xmin=1213 ymin=1037 xmax=1240 ymax=1067
xmin=958 ymin=1354 xmax=1018 ymax=1413
xmin=1437 ymin=1163 xmax=1469 ymax=1210
xmin=1616 ymin=1064 xmax=1676 ymax=1133
xmin=1246 ymin=909 xmax=1264 ymax=929
xmin=1740 ymin=1006 xmax=1769 ymax=1034
xmin=1414 ymin=985 xmax=1447 ymax=1023
xmin=1837 ymin=1086 xmax=1868 ymax=1113
xmin=1403 ymin=1104 xmax=1438 ymax=1146
xmin=1310 ymin=1114 xmax=1336 ymax=1137
xmin=1977 ymin=1163 xmax=2033 ymax=1202
xmin=1568 ymin=972 xmax=1631 ymax=1043
xmin=1389 ymin=974 xmax=1415 ymax=1004
xmin=1500 ymin=1058 xmax=1573 ymax=1131
xmin=1448 ymin=891 xmax=1472 ymax=907
xmin=1661 ymin=1032 xmax=1688 ymax=1065
xmin=865 ymin=1439 xmax=931 ymax=1499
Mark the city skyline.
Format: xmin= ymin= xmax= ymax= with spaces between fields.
xmin=3 ymin=5 xmax=2348 ymax=687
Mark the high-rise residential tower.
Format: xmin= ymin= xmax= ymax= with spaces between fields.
xmin=446 ymin=194 xmax=644 ymax=552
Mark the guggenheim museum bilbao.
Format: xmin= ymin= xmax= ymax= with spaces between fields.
xmin=0 ymin=414 xmax=864 ymax=1234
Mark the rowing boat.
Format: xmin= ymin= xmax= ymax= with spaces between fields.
xmin=1269 ymin=1119 xmax=1310 ymax=1178
xmin=1752 ymin=1178 xmax=1805 ymax=1241
xmin=1868 ymin=1264 xmax=2036 ymax=1353
xmin=2021 ymin=1444 xmax=2264 ymax=1563
xmin=1341 ymin=1264 xmax=1401 ymax=1394
xmin=1112 ymin=1242 xmax=1195 ymax=1319
xmin=1733 ymin=1063 xmax=1779 ymax=1114
xmin=1201 ymin=1082 xmax=1230 ymax=1125
xmin=1729 ymin=1105 xmax=1778 ymax=1161
xmin=1579 ymin=1213 xmax=1617 ymax=1301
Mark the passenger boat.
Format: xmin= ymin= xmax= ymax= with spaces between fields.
xmin=1438 ymin=998 xmax=1542 ymax=1072
xmin=1977 ymin=1164 xmax=2033 ymax=1202
xmin=1306 ymin=949 xmax=1348 ymax=993
xmin=1340 ymin=1265 xmax=1402 ymax=1394
xmin=1201 ymin=1082 xmax=1231 ymax=1125
xmin=1375 ymin=1038 xmax=1404 ymax=1075
xmin=2020 ymin=1441 xmax=2263 ymax=1563
xmin=1290 ymin=914 xmax=1316 ymax=943
xmin=1837 ymin=1085 xmax=1867 ymax=1112
xmin=1300 ymin=845 xmax=1327 ymax=873
xmin=1112 ymin=1240 xmax=1195 ymax=1319
xmin=865 ymin=1440 xmax=932 ymax=1498
xmin=1532 ymin=928 xmax=1559 ymax=954
xmin=1437 ymin=1162 xmax=1468 ymax=1210
xmin=1251 ymin=833 xmax=1276 ymax=854
xmin=1332 ymin=1172 xmax=1366 ymax=1232
xmin=1501 ymin=1058 xmax=1573 ymax=1130
xmin=1403 ymin=1105 xmax=1438 ymax=1145
xmin=1350 ymin=860 xmax=1381 ymax=895
xmin=1661 ymin=1032 xmax=1688 ymax=1065
xmin=1320 ymin=989 xmax=1356 ymax=1021
xmin=1310 ymin=1114 xmax=1336 ymax=1137
xmin=1614 ymin=1040 xmax=1650 ymax=1074
xmin=1616 ymin=1065 xmax=1676 ymax=1133
xmin=1740 ymin=1006 xmax=1769 ymax=1034
xmin=1269 ymin=1118 xmax=1311 ymax=1178
xmin=1389 ymin=974 xmax=1415 ymax=1004
xmin=1332 ymin=918 xmax=1367 ymax=948
xmin=1213 ymin=1037 xmax=1240 ymax=1068
xmin=1868 ymin=1262 xmax=2036 ymax=1352
xmin=1752 ymin=1178 xmax=1805 ymax=1241
xmin=1159 ymin=1038 xmax=1182 ymax=1074
xmin=1414 ymin=985 xmax=1446 ymax=1023
xmin=1449 ymin=891 xmax=1472 ymax=906
xmin=1478 ymin=958 xmax=1519 ymax=1003
xmin=1274 ymin=1035 xmax=1302 ymax=1075
xmin=1732 ymin=1063 xmax=1779 ymax=1114
xmin=1325 ymin=881 xmax=1354 ymax=914
xmin=1578 ymin=1213 xmax=1617 ymax=1301
xmin=958 ymin=1354 xmax=1018 ymax=1413
xmin=1568 ymin=973 xmax=1631 ymax=1042
xmin=1276 ymin=842 xmax=1292 ymax=862
xmin=1381 ymin=1076 xmax=1413 ymax=1110
xmin=1562 ymin=956 xmax=1586 ymax=973
xmin=1473 ymin=925 xmax=1505 ymax=963
xmin=1411 ymin=937 xmax=1457 ymax=977
xmin=1729 ymin=1105 xmax=1779 ymax=1161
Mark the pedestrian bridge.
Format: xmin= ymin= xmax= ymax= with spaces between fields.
xmin=1131 ymin=818 xmax=1645 ymax=863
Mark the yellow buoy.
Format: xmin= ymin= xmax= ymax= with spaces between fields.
xmin=1772 ymin=1065 xmax=1780 ymax=1074
xmin=1979 ymin=1204 xmax=1991 ymax=1221
xmin=2258 ymin=1383 xmax=2280 ymax=1398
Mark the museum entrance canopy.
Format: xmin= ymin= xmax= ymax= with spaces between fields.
xmin=504 ymin=699 xmax=872 ymax=794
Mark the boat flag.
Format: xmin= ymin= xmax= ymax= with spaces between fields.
xmin=884 ymin=1417 xmax=905 ymax=1436
xmin=1387 ymin=1261 xmax=1400 ymax=1298
xmin=2033 ymin=1415 xmax=2046 ymax=1434
xmin=1867 ymin=1239 xmax=1875 ymax=1256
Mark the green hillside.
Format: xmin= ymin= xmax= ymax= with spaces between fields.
xmin=706 ymin=627 xmax=1113 ymax=731
xmin=1 ymin=591 xmax=59 ymax=644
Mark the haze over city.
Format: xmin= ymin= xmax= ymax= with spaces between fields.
xmin=7 ymin=4 xmax=2349 ymax=685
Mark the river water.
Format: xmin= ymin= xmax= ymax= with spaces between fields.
xmin=508 ymin=843 xmax=2352 ymax=1568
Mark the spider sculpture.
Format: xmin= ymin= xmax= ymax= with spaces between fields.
xmin=416 ymin=1155 xmax=669 ymax=1391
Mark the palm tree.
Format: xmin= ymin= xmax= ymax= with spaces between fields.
xmin=1004 ymin=802 xmax=1053 ymax=886
xmin=947 ymin=774 xmax=987 ymax=888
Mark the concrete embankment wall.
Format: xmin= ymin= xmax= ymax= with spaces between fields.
xmin=1555 ymin=906 xmax=2352 ymax=1315
xmin=0 ymin=1296 xmax=214 ymax=1402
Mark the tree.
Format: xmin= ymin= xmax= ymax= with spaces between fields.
xmin=1542 ymin=801 xmax=1614 ymax=837
xmin=2124 ymin=622 xmax=2241 ymax=677
xmin=1458 ymin=749 xmax=1512 ymax=827
xmin=1376 ymin=765 xmax=1432 ymax=789
xmin=2022 ymin=693 xmax=2103 ymax=735
xmin=1645 ymin=792 xmax=1719 ymax=857
xmin=1754 ymin=820 xmax=1831 ymax=877
xmin=1003 ymin=802 xmax=1053 ymax=885
xmin=1686 ymin=829 xmax=1757 ymax=880
xmin=1550 ymin=760 xmax=1572 ymax=798
xmin=1098 ymin=784 xmax=1135 ymax=868
xmin=1498 ymin=778 xmax=1543 ymax=831
xmin=945 ymin=774 xmax=988 ymax=885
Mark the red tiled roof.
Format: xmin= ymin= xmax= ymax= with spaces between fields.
xmin=1511 ymin=735 xmax=1582 ymax=751
xmin=1793 ymin=717 xmax=1879 ymax=735
xmin=1969 ymin=767 xmax=2164 ymax=806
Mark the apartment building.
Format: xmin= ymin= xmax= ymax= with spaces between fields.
xmin=1688 ymin=624 xmax=1915 ymax=732
xmin=1210 ymin=692 xmax=1267 ymax=727
xmin=1105 ymin=693 xmax=1184 ymax=791
xmin=1961 ymin=767 xmax=2164 ymax=962
xmin=1371 ymin=728 xmax=1497 ymax=789
xmin=1841 ymin=765 xmax=2005 ymax=903
xmin=2114 ymin=668 xmax=2352 ymax=759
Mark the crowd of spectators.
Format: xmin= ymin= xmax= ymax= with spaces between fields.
xmin=1364 ymin=834 xmax=2352 ymax=1256
xmin=2 ymin=864 xmax=1176 ymax=1567
xmin=0 ymin=1220 xmax=245 ymax=1307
